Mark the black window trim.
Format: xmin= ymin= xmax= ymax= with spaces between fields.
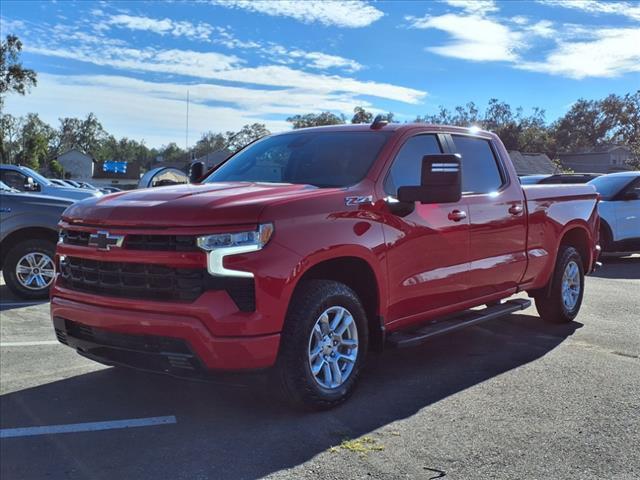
xmin=382 ymin=132 xmax=444 ymax=196
xmin=448 ymin=133 xmax=510 ymax=196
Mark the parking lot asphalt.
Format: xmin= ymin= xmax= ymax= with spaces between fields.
xmin=0 ymin=256 xmax=638 ymax=480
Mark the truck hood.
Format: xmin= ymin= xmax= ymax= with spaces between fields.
xmin=62 ymin=182 xmax=327 ymax=227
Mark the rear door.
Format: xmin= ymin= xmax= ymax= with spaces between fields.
xmin=449 ymin=134 xmax=527 ymax=299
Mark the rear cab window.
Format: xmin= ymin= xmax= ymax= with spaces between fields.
xmin=451 ymin=135 xmax=505 ymax=195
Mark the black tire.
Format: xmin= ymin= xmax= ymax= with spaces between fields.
xmin=599 ymin=224 xmax=613 ymax=253
xmin=3 ymin=239 xmax=56 ymax=300
xmin=276 ymin=279 xmax=369 ymax=410
xmin=535 ymin=245 xmax=584 ymax=323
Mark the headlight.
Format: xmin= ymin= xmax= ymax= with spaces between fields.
xmin=196 ymin=223 xmax=274 ymax=251
xmin=196 ymin=223 xmax=274 ymax=278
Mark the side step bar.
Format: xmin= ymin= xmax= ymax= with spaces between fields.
xmin=387 ymin=298 xmax=531 ymax=349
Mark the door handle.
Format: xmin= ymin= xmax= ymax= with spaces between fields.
xmin=448 ymin=210 xmax=467 ymax=222
xmin=508 ymin=204 xmax=523 ymax=215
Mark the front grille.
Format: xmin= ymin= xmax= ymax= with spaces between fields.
xmin=60 ymin=257 xmax=203 ymax=302
xmin=62 ymin=229 xmax=91 ymax=246
xmin=60 ymin=229 xmax=199 ymax=252
xmin=58 ymin=256 xmax=255 ymax=310
xmin=124 ymin=234 xmax=197 ymax=251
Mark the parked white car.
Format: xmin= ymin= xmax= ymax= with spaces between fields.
xmin=588 ymin=172 xmax=640 ymax=253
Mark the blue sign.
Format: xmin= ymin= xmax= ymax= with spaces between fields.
xmin=103 ymin=161 xmax=127 ymax=174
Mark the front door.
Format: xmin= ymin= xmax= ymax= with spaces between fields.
xmin=615 ymin=177 xmax=640 ymax=244
xmin=449 ymin=134 xmax=528 ymax=299
xmin=380 ymin=133 xmax=470 ymax=327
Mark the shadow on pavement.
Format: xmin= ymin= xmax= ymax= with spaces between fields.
xmin=591 ymin=255 xmax=640 ymax=280
xmin=0 ymin=284 xmax=47 ymax=311
xmin=0 ymin=313 xmax=581 ymax=480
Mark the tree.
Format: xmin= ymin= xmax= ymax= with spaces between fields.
xmin=15 ymin=113 xmax=55 ymax=169
xmin=0 ymin=35 xmax=37 ymax=108
xmin=0 ymin=113 xmax=20 ymax=163
xmin=55 ymin=113 xmax=107 ymax=158
xmin=351 ymin=106 xmax=373 ymax=124
xmin=552 ymin=91 xmax=640 ymax=168
xmin=223 ymin=123 xmax=270 ymax=152
xmin=286 ymin=112 xmax=345 ymax=129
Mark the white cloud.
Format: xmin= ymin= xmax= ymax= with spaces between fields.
xmin=214 ymin=0 xmax=384 ymax=28
xmin=105 ymin=14 xmax=215 ymax=41
xmin=538 ymin=0 xmax=640 ymax=22
xmin=407 ymin=13 xmax=524 ymax=62
xmin=4 ymin=73 xmax=291 ymax=147
xmin=517 ymin=27 xmax=640 ymax=78
xmin=24 ymin=41 xmax=423 ymax=103
xmin=26 ymin=44 xmax=244 ymax=76
xmin=443 ymin=0 xmax=498 ymax=14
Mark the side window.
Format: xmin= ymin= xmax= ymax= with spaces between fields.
xmin=622 ymin=178 xmax=640 ymax=199
xmin=384 ymin=134 xmax=442 ymax=195
xmin=452 ymin=136 xmax=504 ymax=194
xmin=0 ymin=171 xmax=27 ymax=191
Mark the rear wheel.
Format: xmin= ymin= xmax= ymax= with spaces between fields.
xmin=535 ymin=245 xmax=584 ymax=323
xmin=599 ymin=224 xmax=613 ymax=253
xmin=3 ymin=239 xmax=56 ymax=299
xmin=276 ymin=279 xmax=368 ymax=410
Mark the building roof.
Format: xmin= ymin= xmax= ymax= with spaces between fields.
xmin=559 ymin=144 xmax=632 ymax=156
xmin=57 ymin=148 xmax=94 ymax=161
xmin=508 ymin=151 xmax=557 ymax=175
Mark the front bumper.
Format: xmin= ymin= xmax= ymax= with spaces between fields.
xmin=50 ymin=294 xmax=281 ymax=373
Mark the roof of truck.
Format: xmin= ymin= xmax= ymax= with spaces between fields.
xmin=273 ymin=123 xmax=494 ymax=137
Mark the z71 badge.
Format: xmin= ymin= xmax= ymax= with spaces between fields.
xmin=345 ymin=195 xmax=373 ymax=206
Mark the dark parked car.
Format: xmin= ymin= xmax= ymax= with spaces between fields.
xmin=519 ymin=173 xmax=602 ymax=185
xmin=0 ymin=181 xmax=73 ymax=299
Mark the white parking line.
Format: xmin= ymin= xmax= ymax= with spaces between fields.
xmin=0 ymin=302 xmax=46 ymax=309
xmin=0 ymin=415 xmax=177 ymax=439
xmin=0 ymin=341 xmax=60 ymax=347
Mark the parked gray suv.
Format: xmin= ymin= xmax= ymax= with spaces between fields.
xmin=0 ymin=181 xmax=72 ymax=299
xmin=0 ymin=164 xmax=102 ymax=202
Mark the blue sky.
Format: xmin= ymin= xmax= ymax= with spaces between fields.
xmin=1 ymin=0 xmax=639 ymax=147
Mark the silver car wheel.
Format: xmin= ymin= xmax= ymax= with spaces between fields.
xmin=15 ymin=252 xmax=55 ymax=291
xmin=307 ymin=306 xmax=359 ymax=389
xmin=561 ymin=260 xmax=580 ymax=311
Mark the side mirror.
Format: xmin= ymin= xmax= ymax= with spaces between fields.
xmin=397 ymin=154 xmax=462 ymax=204
xmin=24 ymin=177 xmax=40 ymax=192
xmin=189 ymin=161 xmax=205 ymax=183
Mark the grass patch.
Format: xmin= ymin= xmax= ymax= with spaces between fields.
xmin=330 ymin=436 xmax=385 ymax=456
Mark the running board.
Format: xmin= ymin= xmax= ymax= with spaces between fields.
xmin=387 ymin=298 xmax=531 ymax=349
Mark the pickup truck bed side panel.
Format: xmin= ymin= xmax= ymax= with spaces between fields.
xmin=519 ymin=185 xmax=599 ymax=290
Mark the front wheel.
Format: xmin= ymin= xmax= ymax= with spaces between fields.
xmin=535 ymin=245 xmax=585 ymax=323
xmin=3 ymin=239 xmax=57 ymax=300
xmin=276 ymin=279 xmax=369 ymax=410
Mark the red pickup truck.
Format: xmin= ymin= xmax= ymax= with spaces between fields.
xmin=52 ymin=122 xmax=600 ymax=409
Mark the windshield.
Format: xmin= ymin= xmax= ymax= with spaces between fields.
xmin=205 ymin=131 xmax=390 ymax=188
xmin=588 ymin=175 xmax=635 ymax=200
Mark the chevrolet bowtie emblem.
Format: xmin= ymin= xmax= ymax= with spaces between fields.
xmin=88 ymin=231 xmax=125 ymax=251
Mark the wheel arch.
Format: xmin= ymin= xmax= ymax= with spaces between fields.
xmin=291 ymin=254 xmax=386 ymax=351
xmin=0 ymin=227 xmax=58 ymax=270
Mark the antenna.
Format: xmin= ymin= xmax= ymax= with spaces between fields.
xmin=370 ymin=114 xmax=389 ymax=130
xmin=186 ymin=90 xmax=190 ymax=155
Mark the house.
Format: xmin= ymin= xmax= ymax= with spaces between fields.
xmin=558 ymin=145 xmax=634 ymax=174
xmin=56 ymin=149 xmax=94 ymax=179
xmin=508 ymin=151 xmax=557 ymax=175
